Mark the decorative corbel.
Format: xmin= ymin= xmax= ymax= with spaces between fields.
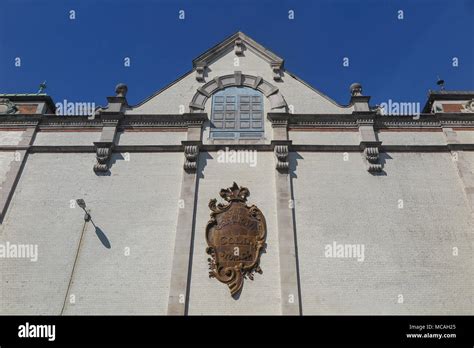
xmin=195 ymin=62 xmax=206 ymax=82
xmin=183 ymin=144 xmax=199 ymax=173
xmin=234 ymin=38 xmax=244 ymax=55
xmin=271 ymin=62 xmax=283 ymax=81
xmin=275 ymin=145 xmax=289 ymax=171
xmin=272 ymin=140 xmax=291 ymax=172
xmin=93 ymin=141 xmax=114 ymax=173
xmin=361 ymin=142 xmax=383 ymax=173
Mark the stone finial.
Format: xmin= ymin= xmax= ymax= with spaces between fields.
xmin=350 ymin=82 xmax=363 ymax=96
xmin=115 ymin=83 xmax=128 ymax=97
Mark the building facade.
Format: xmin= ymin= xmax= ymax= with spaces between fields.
xmin=0 ymin=32 xmax=473 ymax=315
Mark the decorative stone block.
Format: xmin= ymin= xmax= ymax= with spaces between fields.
xmin=184 ymin=145 xmax=199 ymax=172
xmin=363 ymin=146 xmax=383 ymax=173
xmin=93 ymin=141 xmax=114 ymax=173
xmin=234 ymin=38 xmax=244 ymax=55
xmin=275 ymin=145 xmax=289 ymax=171
xmin=195 ymin=63 xmax=206 ymax=82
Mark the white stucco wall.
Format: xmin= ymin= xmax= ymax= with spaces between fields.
xmin=0 ymin=131 xmax=24 ymax=146
xmin=116 ymin=130 xmax=187 ymax=145
xmin=33 ymin=131 xmax=101 ymax=146
xmin=454 ymin=130 xmax=474 ymax=144
xmin=0 ymin=148 xmax=472 ymax=315
xmin=187 ymin=151 xmax=281 ymax=315
xmin=289 ymin=130 xmax=360 ymax=145
xmin=377 ymin=131 xmax=446 ymax=146
xmin=291 ymin=151 xmax=473 ymax=314
xmin=0 ymin=152 xmax=182 ymax=314
xmin=0 ymin=152 xmax=15 ymax=187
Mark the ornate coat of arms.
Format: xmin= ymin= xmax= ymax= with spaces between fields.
xmin=206 ymin=182 xmax=266 ymax=296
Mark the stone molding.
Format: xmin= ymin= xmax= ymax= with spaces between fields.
xmin=1 ymin=143 xmax=473 ymax=153
xmin=189 ymin=73 xmax=287 ymax=113
xmin=192 ymin=31 xmax=284 ymax=82
xmin=2 ymin=113 xmax=474 ymax=130
xmin=268 ymin=113 xmax=474 ymax=130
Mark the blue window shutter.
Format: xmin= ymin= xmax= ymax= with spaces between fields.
xmin=210 ymin=87 xmax=264 ymax=139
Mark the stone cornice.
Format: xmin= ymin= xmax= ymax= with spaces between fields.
xmin=189 ymin=73 xmax=287 ymax=112
xmin=0 ymin=113 xmax=208 ymax=129
xmin=0 ymin=143 xmax=464 ymax=153
xmin=277 ymin=113 xmax=359 ymax=128
xmin=2 ymin=113 xmax=474 ymax=130
xmin=267 ymin=113 xmax=290 ymax=127
xmin=267 ymin=113 xmax=474 ymax=130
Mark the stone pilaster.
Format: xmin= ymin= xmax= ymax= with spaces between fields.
xmin=442 ymin=127 xmax=474 ymax=213
xmin=271 ymin=111 xmax=301 ymax=314
xmin=267 ymin=112 xmax=290 ymax=141
xmin=93 ymin=120 xmax=119 ymax=173
xmin=357 ymin=117 xmax=383 ymax=173
xmin=167 ymin=117 xmax=205 ymax=315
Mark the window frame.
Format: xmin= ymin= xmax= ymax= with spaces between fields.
xmin=210 ymin=87 xmax=264 ymax=139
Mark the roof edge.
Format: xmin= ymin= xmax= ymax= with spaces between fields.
xmin=192 ymin=31 xmax=283 ymax=68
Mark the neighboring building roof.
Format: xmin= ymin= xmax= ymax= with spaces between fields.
xmin=0 ymin=93 xmax=56 ymax=113
xmin=422 ymin=90 xmax=474 ymax=113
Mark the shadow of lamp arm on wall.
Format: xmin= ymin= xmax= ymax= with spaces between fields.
xmin=75 ymin=199 xmax=111 ymax=249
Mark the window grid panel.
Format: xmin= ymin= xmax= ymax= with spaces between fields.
xmin=211 ymin=87 xmax=264 ymax=137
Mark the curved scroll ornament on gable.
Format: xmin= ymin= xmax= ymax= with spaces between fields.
xmin=0 ymin=98 xmax=18 ymax=115
xmin=462 ymin=99 xmax=474 ymax=113
xmin=205 ymin=182 xmax=267 ymax=297
xmin=189 ymin=72 xmax=287 ymax=113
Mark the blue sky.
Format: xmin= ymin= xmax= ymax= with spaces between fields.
xmin=0 ymin=0 xmax=473 ymax=108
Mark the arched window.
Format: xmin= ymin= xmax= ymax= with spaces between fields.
xmin=210 ymin=87 xmax=264 ymax=139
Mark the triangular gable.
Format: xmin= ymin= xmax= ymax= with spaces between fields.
xmin=128 ymin=31 xmax=353 ymax=114
xmin=192 ymin=31 xmax=283 ymax=70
